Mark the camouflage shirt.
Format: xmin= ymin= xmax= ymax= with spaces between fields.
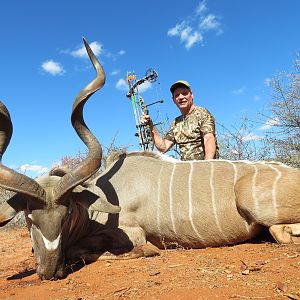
xmin=164 ymin=106 xmax=218 ymax=161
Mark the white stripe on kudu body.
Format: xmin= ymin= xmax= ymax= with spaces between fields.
xmin=229 ymin=161 xmax=250 ymax=233
xmin=188 ymin=162 xmax=204 ymax=241
xmin=156 ymin=164 xmax=164 ymax=235
xmin=169 ymin=164 xmax=177 ymax=234
xmin=268 ymin=164 xmax=282 ymax=221
xmin=209 ymin=162 xmax=223 ymax=235
xmin=252 ymin=164 xmax=260 ymax=214
xmin=227 ymin=161 xmax=238 ymax=185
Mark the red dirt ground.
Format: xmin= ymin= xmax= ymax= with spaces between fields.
xmin=0 ymin=228 xmax=300 ymax=300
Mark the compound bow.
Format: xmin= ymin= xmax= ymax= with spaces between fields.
xmin=126 ymin=69 xmax=163 ymax=151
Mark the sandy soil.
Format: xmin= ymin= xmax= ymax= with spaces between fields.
xmin=0 ymin=228 xmax=300 ymax=300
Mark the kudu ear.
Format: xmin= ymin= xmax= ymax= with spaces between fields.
xmin=72 ymin=185 xmax=121 ymax=214
xmin=0 ymin=194 xmax=26 ymax=226
xmin=49 ymin=166 xmax=69 ymax=177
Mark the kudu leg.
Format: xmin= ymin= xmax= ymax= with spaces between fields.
xmin=269 ymin=223 xmax=300 ymax=244
xmin=96 ymin=242 xmax=160 ymax=260
xmin=94 ymin=225 xmax=160 ymax=260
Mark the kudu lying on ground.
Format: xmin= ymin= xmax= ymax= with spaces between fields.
xmin=1 ymin=38 xmax=300 ymax=280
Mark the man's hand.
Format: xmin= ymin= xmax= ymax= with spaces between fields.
xmin=141 ymin=112 xmax=153 ymax=126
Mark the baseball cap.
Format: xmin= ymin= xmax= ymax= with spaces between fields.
xmin=170 ymin=80 xmax=191 ymax=94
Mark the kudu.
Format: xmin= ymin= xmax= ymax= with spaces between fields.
xmin=1 ymin=39 xmax=300 ymax=281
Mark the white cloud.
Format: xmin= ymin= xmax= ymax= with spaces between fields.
xmin=199 ymin=14 xmax=222 ymax=33
xmin=168 ymin=22 xmax=186 ymax=37
xmin=195 ymin=0 xmax=207 ymax=15
xmin=264 ymin=78 xmax=272 ymax=86
xmin=61 ymin=41 xmax=124 ymax=65
xmin=253 ymin=95 xmax=261 ymax=101
xmin=259 ymin=117 xmax=280 ymax=130
xmin=168 ymin=22 xmax=203 ymax=49
xmin=185 ymin=31 xmax=203 ymax=49
xmin=138 ymin=81 xmax=152 ymax=93
xmin=71 ymin=41 xmax=103 ymax=58
xmin=115 ymin=78 xmax=152 ymax=93
xmin=18 ymin=164 xmax=48 ymax=175
xmin=104 ymin=49 xmax=125 ymax=62
xmin=111 ymin=69 xmax=120 ymax=76
xmin=116 ymin=78 xmax=128 ymax=91
xmin=42 ymin=60 xmax=65 ymax=76
xmin=231 ymin=149 xmax=240 ymax=155
xmin=241 ymin=133 xmax=262 ymax=142
xmin=232 ymin=88 xmax=245 ymax=95
xmin=167 ymin=1 xmax=222 ymax=49
xmin=180 ymin=26 xmax=192 ymax=40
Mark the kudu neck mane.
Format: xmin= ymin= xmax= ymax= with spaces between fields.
xmin=106 ymin=151 xmax=289 ymax=166
xmin=106 ymin=151 xmax=177 ymax=166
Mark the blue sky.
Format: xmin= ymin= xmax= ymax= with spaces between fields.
xmin=1 ymin=0 xmax=299 ymax=177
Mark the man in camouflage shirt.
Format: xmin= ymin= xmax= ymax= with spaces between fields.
xmin=141 ymin=80 xmax=218 ymax=160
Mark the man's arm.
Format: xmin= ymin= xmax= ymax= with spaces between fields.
xmin=203 ymin=133 xmax=216 ymax=159
xmin=150 ymin=126 xmax=174 ymax=153
xmin=141 ymin=113 xmax=174 ymax=153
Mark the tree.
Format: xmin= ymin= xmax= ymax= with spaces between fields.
xmin=56 ymin=133 xmax=130 ymax=172
xmin=218 ymin=55 xmax=299 ymax=167
xmin=217 ymin=117 xmax=271 ymax=161
xmin=261 ymin=55 xmax=300 ymax=167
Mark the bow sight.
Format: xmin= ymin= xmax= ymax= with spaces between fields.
xmin=126 ymin=68 xmax=163 ymax=151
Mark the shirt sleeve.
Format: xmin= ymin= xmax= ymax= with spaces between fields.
xmin=164 ymin=122 xmax=175 ymax=142
xmin=200 ymin=109 xmax=216 ymax=135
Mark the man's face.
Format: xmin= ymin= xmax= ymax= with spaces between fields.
xmin=172 ymin=86 xmax=194 ymax=113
